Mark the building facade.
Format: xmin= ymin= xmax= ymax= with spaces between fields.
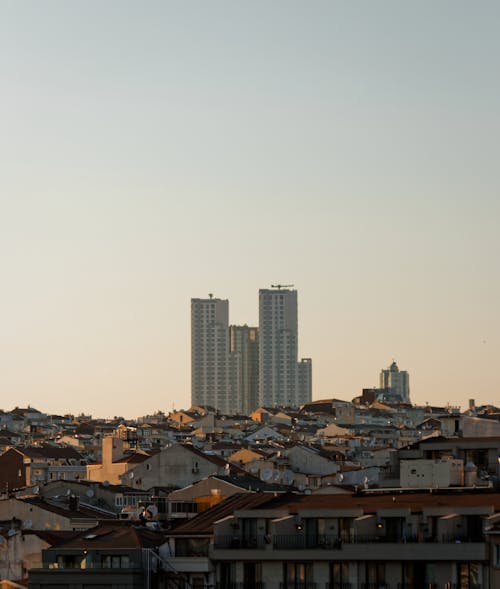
xmin=259 ymin=288 xmax=311 ymax=408
xmin=379 ymin=360 xmax=410 ymax=403
xmin=298 ymin=358 xmax=313 ymax=407
xmin=191 ymin=297 xmax=231 ymax=414
xmin=229 ymin=325 xmax=259 ymax=415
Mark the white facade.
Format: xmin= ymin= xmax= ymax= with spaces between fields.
xmin=259 ymin=288 xmax=311 ymax=408
xmin=379 ymin=360 xmax=410 ymax=403
xmin=191 ymin=297 xmax=232 ymax=414
xmin=400 ymin=458 xmax=464 ymax=488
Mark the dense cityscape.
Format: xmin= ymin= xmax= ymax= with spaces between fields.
xmin=0 ymin=288 xmax=499 ymax=589
xmin=2 ymin=2 xmax=499 ymax=588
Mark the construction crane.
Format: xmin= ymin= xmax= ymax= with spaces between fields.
xmin=271 ymin=284 xmax=294 ymax=289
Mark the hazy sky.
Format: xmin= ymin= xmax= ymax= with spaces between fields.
xmin=1 ymin=1 xmax=499 ymax=418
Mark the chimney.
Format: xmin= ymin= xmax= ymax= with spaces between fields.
xmin=102 ymin=436 xmax=125 ymax=466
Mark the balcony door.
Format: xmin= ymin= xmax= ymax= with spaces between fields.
xmin=284 ymin=562 xmax=313 ymax=589
xmin=244 ymin=563 xmax=262 ymax=589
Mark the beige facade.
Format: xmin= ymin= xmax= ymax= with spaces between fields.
xmin=86 ymin=437 xmax=148 ymax=485
xmin=400 ymin=458 xmax=464 ymax=488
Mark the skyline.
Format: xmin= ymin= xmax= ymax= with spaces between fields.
xmin=1 ymin=2 xmax=499 ymax=417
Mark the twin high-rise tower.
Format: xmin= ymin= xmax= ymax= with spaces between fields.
xmin=191 ymin=287 xmax=312 ymax=414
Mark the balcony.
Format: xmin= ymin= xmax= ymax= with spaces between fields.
xmin=214 ymin=531 xmax=486 ymax=550
xmin=215 ymin=584 xmax=266 ymax=589
xmin=211 ymin=532 xmax=486 ymax=563
xmin=213 ymin=535 xmax=268 ymax=549
xmin=273 ymin=535 xmax=343 ymax=550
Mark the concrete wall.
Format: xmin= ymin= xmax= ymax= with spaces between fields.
xmin=400 ymin=458 xmax=464 ymax=488
xmin=119 ymin=445 xmax=224 ymax=490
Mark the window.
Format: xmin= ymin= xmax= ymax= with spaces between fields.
xmin=330 ymin=562 xmax=349 ymax=588
xmin=284 ymin=562 xmax=313 ymax=589
xmin=457 ymin=562 xmax=480 ymax=588
xmin=101 ymin=554 xmax=131 ymax=568
xmin=364 ymin=562 xmax=386 ymax=588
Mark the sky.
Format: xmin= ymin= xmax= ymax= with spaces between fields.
xmin=1 ymin=1 xmax=499 ymax=418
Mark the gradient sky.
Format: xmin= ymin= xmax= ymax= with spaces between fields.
xmin=1 ymin=1 xmax=499 ymax=418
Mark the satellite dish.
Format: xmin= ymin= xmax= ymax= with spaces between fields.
xmin=23 ymin=520 xmax=33 ymax=530
xmin=338 ymin=473 xmax=344 ymax=483
xmin=66 ymin=489 xmax=72 ymax=496
xmin=102 ymin=480 xmax=110 ymax=487
xmin=260 ymin=468 xmax=273 ymax=482
xmin=86 ymin=489 xmax=95 ymax=498
xmin=146 ymin=504 xmax=158 ymax=518
xmin=272 ymin=469 xmax=281 ymax=481
xmin=32 ymin=486 xmax=40 ymax=495
xmin=129 ymin=472 xmax=134 ymax=479
xmin=283 ymin=470 xmax=295 ymax=485
xmin=7 ymin=529 xmax=18 ymax=537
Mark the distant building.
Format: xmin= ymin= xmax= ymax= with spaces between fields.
xmin=191 ymin=296 xmax=231 ymax=414
xmin=259 ymin=287 xmax=311 ymax=408
xmin=229 ymin=325 xmax=259 ymax=415
xmin=379 ymin=360 xmax=410 ymax=403
xmin=298 ymin=358 xmax=312 ymax=406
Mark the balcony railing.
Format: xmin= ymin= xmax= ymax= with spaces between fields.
xmin=279 ymin=583 xmax=317 ymax=589
xmin=213 ymin=535 xmax=268 ymax=549
xmin=273 ymin=535 xmax=343 ymax=550
xmin=326 ymin=583 xmax=352 ymax=589
xmin=213 ymin=533 xmax=485 ymax=550
xmin=215 ymin=583 xmax=266 ymax=589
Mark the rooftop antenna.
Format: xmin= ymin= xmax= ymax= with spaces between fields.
xmin=271 ymin=284 xmax=294 ymax=290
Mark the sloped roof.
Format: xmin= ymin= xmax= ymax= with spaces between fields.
xmin=211 ymin=474 xmax=289 ymax=493
xmin=47 ymin=522 xmax=164 ymax=550
xmin=170 ymin=492 xmax=282 ymax=535
xmin=24 ymin=530 xmax=81 ymax=546
xmin=18 ymin=497 xmax=116 ymax=520
xmin=16 ymin=445 xmax=84 ymax=460
xmin=113 ymin=451 xmax=151 ymax=464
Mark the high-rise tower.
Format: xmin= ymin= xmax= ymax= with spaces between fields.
xmin=379 ymin=360 xmax=410 ymax=403
xmin=191 ymin=296 xmax=230 ymax=413
xmin=258 ymin=287 xmax=311 ymax=407
xmin=229 ymin=325 xmax=259 ymax=415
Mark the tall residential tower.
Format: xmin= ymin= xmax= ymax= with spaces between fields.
xmin=258 ymin=287 xmax=311 ymax=408
xmin=191 ymin=296 xmax=231 ymax=413
xmin=380 ymin=360 xmax=410 ymax=403
xmin=229 ymin=325 xmax=259 ymax=415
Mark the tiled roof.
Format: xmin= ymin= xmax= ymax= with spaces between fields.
xmin=47 ymin=522 xmax=164 ymax=550
xmin=254 ymin=489 xmax=500 ymax=514
xmin=18 ymin=497 xmax=116 ymax=520
xmin=169 ymin=493 xmax=280 ymax=535
xmin=24 ymin=530 xmax=81 ymax=546
xmin=16 ymin=445 xmax=84 ymax=460
xmin=113 ymin=452 xmax=151 ymax=464
xmin=211 ymin=474 xmax=289 ymax=493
